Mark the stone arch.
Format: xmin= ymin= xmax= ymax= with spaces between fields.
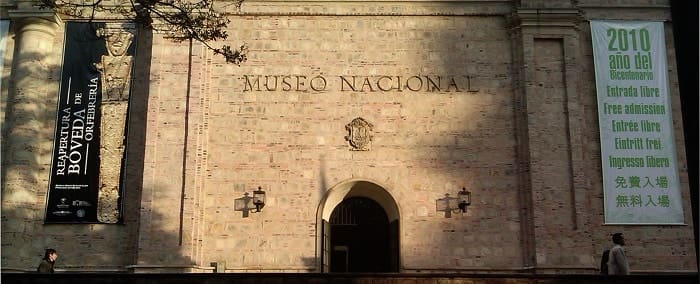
xmin=316 ymin=179 xmax=400 ymax=272
xmin=320 ymin=179 xmax=400 ymax=222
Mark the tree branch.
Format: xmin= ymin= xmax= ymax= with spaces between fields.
xmin=40 ymin=0 xmax=247 ymax=64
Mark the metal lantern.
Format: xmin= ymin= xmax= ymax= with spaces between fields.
xmin=436 ymin=187 xmax=472 ymax=218
xmin=252 ymin=186 xmax=266 ymax=212
xmin=458 ymin=187 xmax=471 ymax=213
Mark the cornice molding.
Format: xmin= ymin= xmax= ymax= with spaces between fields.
xmin=8 ymin=9 xmax=62 ymax=25
xmin=244 ymin=0 xmax=511 ymax=2
xmin=509 ymin=8 xmax=583 ymax=31
xmin=235 ymin=0 xmax=513 ymax=16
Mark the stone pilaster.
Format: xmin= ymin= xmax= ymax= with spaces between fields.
xmin=1 ymin=10 xmax=60 ymax=269
xmin=509 ymin=8 xmax=590 ymax=273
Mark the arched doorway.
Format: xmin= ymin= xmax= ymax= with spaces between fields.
xmin=329 ymin=197 xmax=390 ymax=272
xmin=318 ymin=180 xmax=399 ymax=273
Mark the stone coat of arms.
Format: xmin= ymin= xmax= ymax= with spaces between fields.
xmin=345 ymin=117 xmax=373 ymax=151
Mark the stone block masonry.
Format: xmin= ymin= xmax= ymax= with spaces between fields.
xmin=1 ymin=0 xmax=695 ymax=274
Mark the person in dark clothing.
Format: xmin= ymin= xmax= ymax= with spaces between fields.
xmin=37 ymin=248 xmax=58 ymax=273
xmin=599 ymin=249 xmax=610 ymax=274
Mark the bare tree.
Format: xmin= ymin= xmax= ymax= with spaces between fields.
xmin=39 ymin=0 xmax=247 ymax=64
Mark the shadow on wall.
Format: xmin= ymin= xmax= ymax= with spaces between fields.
xmin=402 ymin=13 xmax=521 ymax=270
xmin=24 ymin=200 xmax=192 ymax=273
xmin=1 ymin=42 xmax=65 ymax=269
xmin=0 ymin=27 xmax=180 ymax=272
xmin=1 ymin=48 xmax=59 ymax=189
xmin=283 ymin=9 xmax=521 ymax=272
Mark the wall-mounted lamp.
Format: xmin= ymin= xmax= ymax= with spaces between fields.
xmin=436 ymin=187 xmax=471 ymax=218
xmin=457 ymin=187 xmax=471 ymax=213
xmin=234 ymin=186 xmax=266 ymax=217
xmin=252 ymin=187 xmax=266 ymax=212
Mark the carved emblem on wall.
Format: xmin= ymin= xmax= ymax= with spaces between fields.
xmin=94 ymin=23 xmax=136 ymax=223
xmin=345 ymin=117 xmax=373 ymax=151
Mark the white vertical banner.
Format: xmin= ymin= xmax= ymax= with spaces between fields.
xmin=591 ymin=20 xmax=684 ymax=224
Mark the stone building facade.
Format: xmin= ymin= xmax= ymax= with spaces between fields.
xmin=1 ymin=0 xmax=696 ymax=274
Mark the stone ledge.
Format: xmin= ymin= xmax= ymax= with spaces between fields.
xmin=1 ymin=272 xmax=698 ymax=284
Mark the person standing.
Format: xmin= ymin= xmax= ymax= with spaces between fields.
xmin=37 ymin=248 xmax=58 ymax=273
xmin=607 ymin=233 xmax=630 ymax=275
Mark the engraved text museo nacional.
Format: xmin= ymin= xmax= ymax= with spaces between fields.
xmin=241 ymin=75 xmax=479 ymax=93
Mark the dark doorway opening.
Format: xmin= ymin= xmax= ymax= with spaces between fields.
xmin=327 ymin=197 xmax=398 ymax=272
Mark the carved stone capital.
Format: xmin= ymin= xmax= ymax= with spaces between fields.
xmin=8 ymin=9 xmax=61 ymax=34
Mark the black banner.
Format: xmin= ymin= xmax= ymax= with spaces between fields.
xmin=45 ymin=22 xmax=134 ymax=223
